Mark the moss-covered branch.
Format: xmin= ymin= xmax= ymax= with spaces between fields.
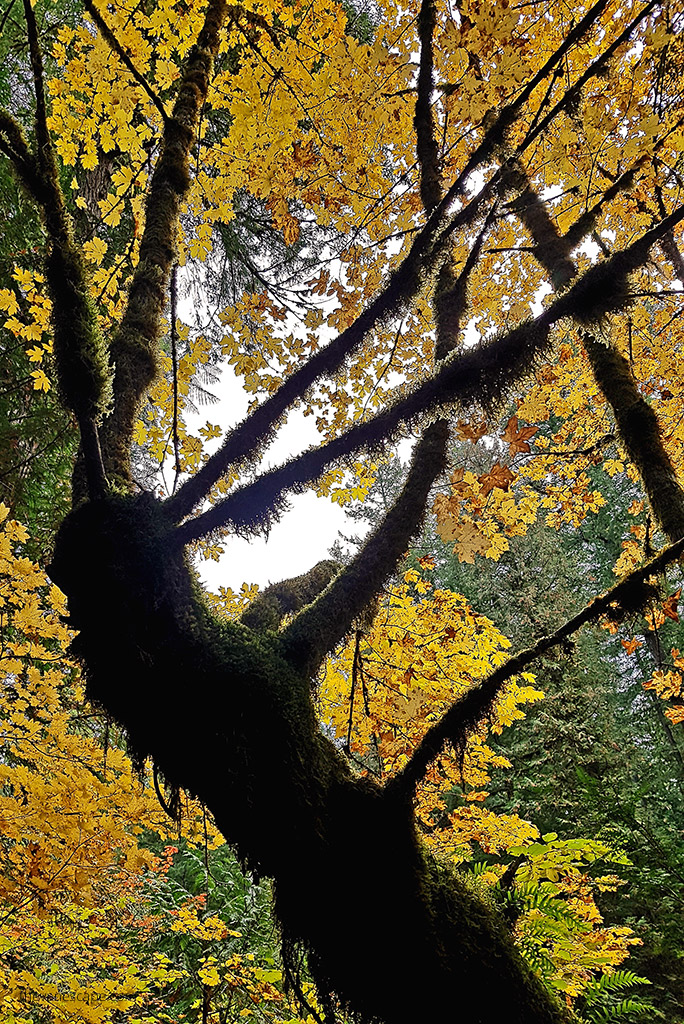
xmin=389 ymin=531 xmax=684 ymax=799
xmin=240 ymin=560 xmax=341 ymax=633
xmin=275 ymin=0 xmax=471 ymax=678
xmin=164 ymin=0 xmax=613 ymax=527
xmin=171 ymin=208 xmax=683 ymax=545
xmin=280 ymin=422 xmax=450 ymax=677
xmin=48 ymin=490 xmax=569 ymax=1024
xmin=163 ymin=171 xmax=499 ymax=526
xmin=414 ymin=0 xmax=441 ymax=216
xmin=101 ymin=0 xmax=228 ymax=485
xmin=0 ymin=109 xmax=44 ymax=205
xmin=521 ymin=0 xmax=659 ymax=152
xmin=16 ymin=0 xmax=111 ymax=498
xmin=499 ymin=155 xmax=684 ymax=542
xmin=583 ymin=333 xmax=684 ymax=540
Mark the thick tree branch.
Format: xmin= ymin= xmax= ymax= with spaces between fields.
xmin=22 ymin=0 xmax=50 ymax=169
xmin=281 ymin=422 xmax=450 ymax=677
xmin=101 ymin=0 xmax=228 ymax=484
xmin=563 ymin=164 xmax=641 ymax=251
xmin=414 ymin=0 xmax=441 ymax=216
xmin=20 ymin=0 xmax=110 ymax=499
xmin=583 ymin=332 xmax=684 ymax=541
xmin=164 ymin=0 xmax=613 ymax=526
xmin=498 ymin=154 xmax=684 ymax=541
xmin=240 ymin=560 xmax=341 ymax=633
xmin=171 ymin=208 xmax=684 ymax=546
xmin=388 ymin=531 xmax=684 ymax=799
xmin=271 ymin=0 xmax=474 ymax=676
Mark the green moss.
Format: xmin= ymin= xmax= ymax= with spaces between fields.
xmin=583 ymin=334 xmax=684 ymax=542
xmin=48 ymin=237 xmax=112 ymax=423
xmin=48 ymin=493 xmax=570 ymax=1024
xmin=241 ymin=561 xmax=341 ymax=632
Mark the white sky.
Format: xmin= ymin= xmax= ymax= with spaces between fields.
xmin=189 ymin=364 xmax=364 ymax=592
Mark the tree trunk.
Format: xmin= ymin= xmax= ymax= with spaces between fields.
xmin=49 ymin=492 xmax=568 ymax=1024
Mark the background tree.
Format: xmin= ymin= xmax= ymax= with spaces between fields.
xmin=1 ymin=0 xmax=683 ymax=1021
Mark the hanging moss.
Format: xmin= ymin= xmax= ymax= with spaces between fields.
xmin=48 ymin=492 xmax=569 ymax=1024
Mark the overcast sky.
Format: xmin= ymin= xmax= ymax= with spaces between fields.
xmin=189 ymin=366 xmax=365 ymax=592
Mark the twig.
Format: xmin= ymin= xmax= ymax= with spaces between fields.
xmin=82 ymin=0 xmax=169 ymax=124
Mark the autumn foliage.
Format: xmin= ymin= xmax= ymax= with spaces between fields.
xmin=1 ymin=0 xmax=684 ymax=1021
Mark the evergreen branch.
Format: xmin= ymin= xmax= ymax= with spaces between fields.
xmin=387 ymin=531 xmax=684 ymax=800
xmin=171 ymin=208 xmax=684 ymax=546
xmin=102 ymin=0 xmax=228 ymax=485
xmin=82 ymin=0 xmax=169 ymax=125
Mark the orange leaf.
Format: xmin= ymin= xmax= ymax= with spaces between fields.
xmin=663 ymin=589 xmax=681 ymax=622
xmin=478 ymin=463 xmax=515 ymax=496
xmin=501 ymin=415 xmax=537 ymax=456
xmin=455 ymin=418 xmax=488 ymax=443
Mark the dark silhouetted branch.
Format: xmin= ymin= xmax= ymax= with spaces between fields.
xmin=171 ymin=207 xmax=684 ymax=546
xmin=388 ymin=531 xmax=684 ymax=799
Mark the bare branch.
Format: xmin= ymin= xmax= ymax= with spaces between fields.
xmin=388 ymin=531 xmax=684 ymax=800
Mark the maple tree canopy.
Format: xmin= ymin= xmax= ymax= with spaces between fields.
xmin=1 ymin=0 xmax=683 ymax=1020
